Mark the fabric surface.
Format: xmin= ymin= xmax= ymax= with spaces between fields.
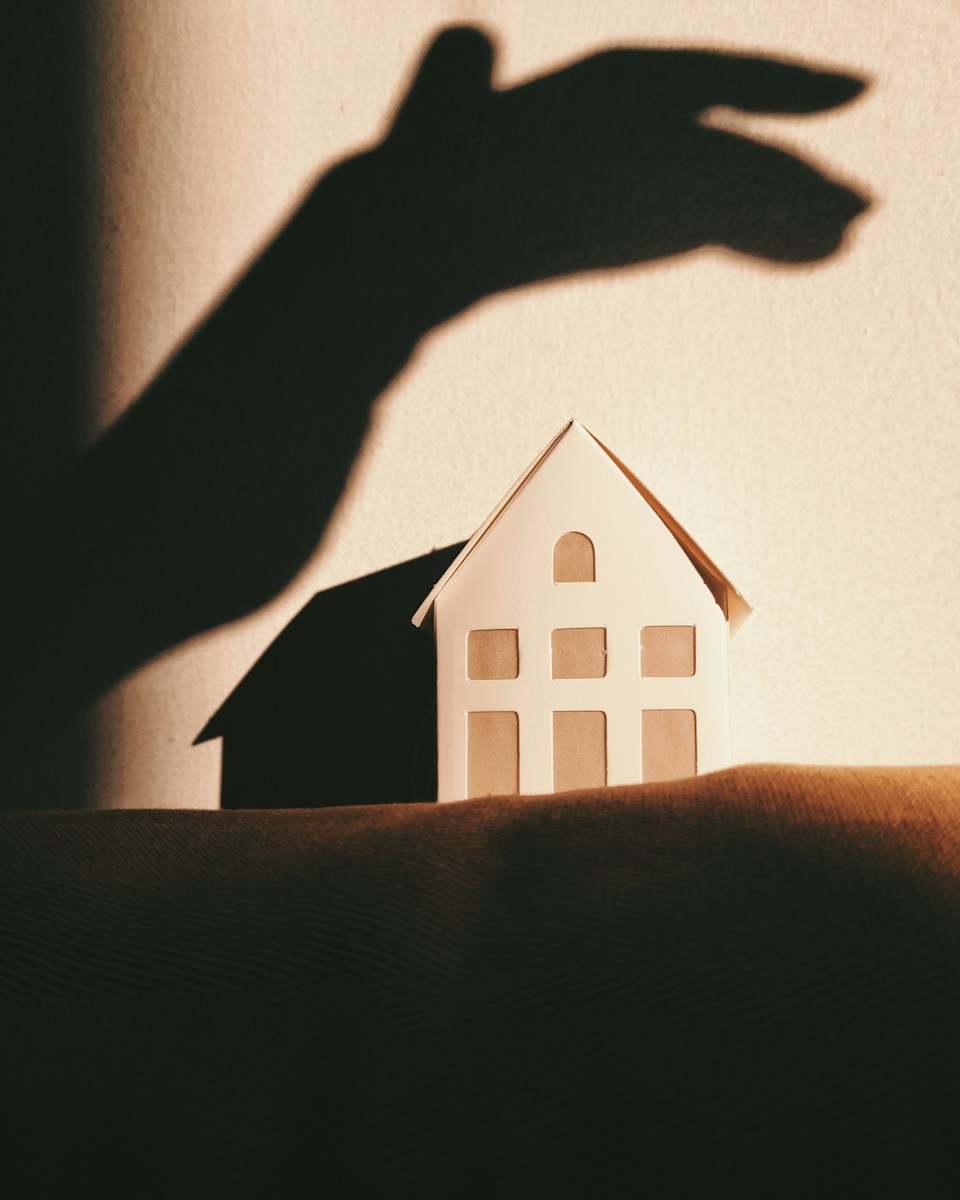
xmin=2 ymin=764 xmax=959 ymax=1197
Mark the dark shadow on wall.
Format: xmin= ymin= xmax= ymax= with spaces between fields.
xmin=4 ymin=26 xmax=870 ymax=809
xmin=195 ymin=544 xmax=462 ymax=809
xmin=0 ymin=5 xmax=95 ymax=811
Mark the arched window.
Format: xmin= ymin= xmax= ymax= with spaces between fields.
xmin=553 ymin=532 xmax=595 ymax=582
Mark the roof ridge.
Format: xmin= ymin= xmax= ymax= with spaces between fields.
xmin=411 ymin=420 xmax=750 ymax=632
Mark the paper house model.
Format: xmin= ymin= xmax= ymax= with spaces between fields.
xmin=412 ymin=421 xmax=750 ymax=802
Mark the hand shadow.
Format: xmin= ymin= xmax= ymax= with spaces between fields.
xmin=7 ymin=26 xmax=869 ymax=803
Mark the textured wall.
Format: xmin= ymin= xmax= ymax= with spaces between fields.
xmin=85 ymin=1 xmax=960 ymax=808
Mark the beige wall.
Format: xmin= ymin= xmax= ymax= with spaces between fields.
xmin=86 ymin=0 xmax=960 ymax=808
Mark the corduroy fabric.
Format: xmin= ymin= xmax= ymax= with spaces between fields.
xmin=2 ymin=764 xmax=959 ymax=1197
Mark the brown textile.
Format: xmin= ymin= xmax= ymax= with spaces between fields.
xmin=1 ymin=764 xmax=959 ymax=1197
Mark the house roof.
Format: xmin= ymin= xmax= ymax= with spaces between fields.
xmin=411 ymin=420 xmax=751 ymax=632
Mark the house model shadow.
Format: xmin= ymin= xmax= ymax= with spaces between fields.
xmin=195 ymin=544 xmax=462 ymax=809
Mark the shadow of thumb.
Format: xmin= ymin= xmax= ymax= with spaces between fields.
xmin=388 ymin=25 xmax=495 ymax=149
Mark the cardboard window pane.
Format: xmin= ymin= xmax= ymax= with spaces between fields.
xmin=553 ymin=711 xmax=606 ymax=791
xmin=553 ymin=532 xmax=595 ymax=582
xmin=468 ymin=629 xmax=519 ymax=680
xmin=467 ymin=712 xmax=519 ymax=798
xmin=551 ymin=628 xmax=606 ymax=679
xmin=642 ymin=710 xmax=696 ymax=783
xmin=641 ymin=626 xmax=696 ymax=677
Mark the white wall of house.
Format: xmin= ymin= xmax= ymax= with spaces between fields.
xmin=84 ymin=0 xmax=960 ymax=806
xmin=433 ymin=424 xmax=730 ymax=799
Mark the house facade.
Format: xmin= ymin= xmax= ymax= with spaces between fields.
xmin=413 ymin=422 xmax=749 ymax=802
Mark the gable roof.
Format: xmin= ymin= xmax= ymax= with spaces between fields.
xmin=412 ymin=420 xmax=751 ymax=632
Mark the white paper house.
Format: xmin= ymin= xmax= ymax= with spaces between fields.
xmin=412 ymin=421 xmax=751 ymax=802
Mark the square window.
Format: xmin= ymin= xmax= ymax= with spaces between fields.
xmin=552 ymin=628 xmax=606 ymax=679
xmin=467 ymin=629 xmax=519 ymax=680
xmin=641 ymin=626 xmax=695 ymax=677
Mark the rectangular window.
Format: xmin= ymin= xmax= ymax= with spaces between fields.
xmin=641 ymin=626 xmax=695 ymax=677
xmin=551 ymin=627 xmax=606 ymax=678
xmin=467 ymin=629 xmax=519 ymax=680
xmin=467 ymin=711 xmax=519 ymax=798
xmin=553 ymin=711 xmax=606 ymax=792
xmin=642 ymin=710 xmax=697 ymax=783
